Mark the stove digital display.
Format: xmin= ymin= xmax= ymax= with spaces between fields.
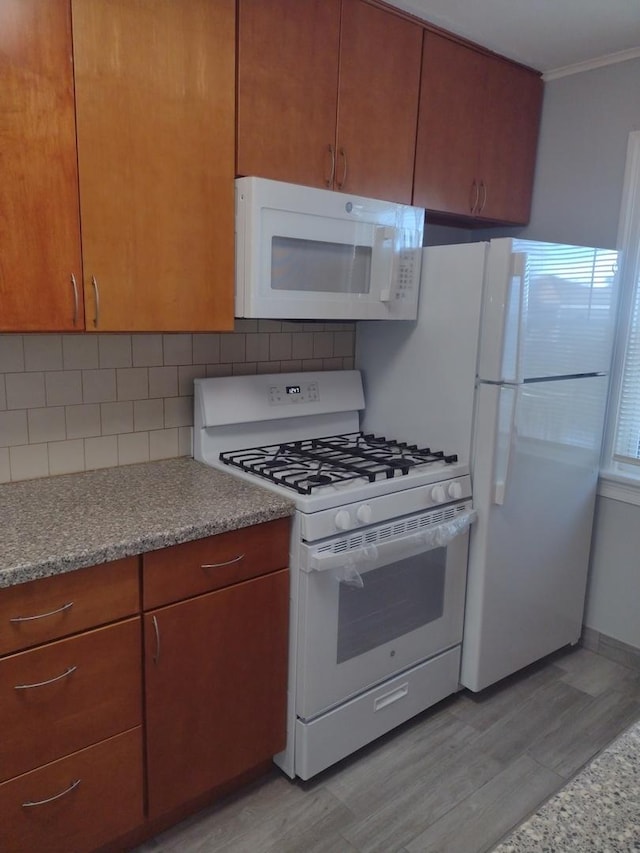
xmin=286 ymin=385 xmax=302 ymax=395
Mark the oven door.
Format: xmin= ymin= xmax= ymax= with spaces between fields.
xmin=296 ymin=506 xmax=475 ymax=721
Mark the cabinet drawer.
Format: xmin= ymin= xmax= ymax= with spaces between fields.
xmin=0 ymin=727 xmax=144 ymax=853
xmin=143 ymin=516 xmax=290 ymax=609
xmin=0 ymin=618 xmax=142 ymax=783
xmin=0 ymin=556 xmax=140 ymax=656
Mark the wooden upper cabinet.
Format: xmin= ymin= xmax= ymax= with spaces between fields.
xmin=0 ymin=0 xmax=83 ymax=332
xmin=237 ymin=0 xmax=341 ymax=189
xmin=336 ymin=0 xmax=422 ymax=203
xmin=237 ymin=0 xmax=422 ymax=204
xmin=72 ymin=0 xmax=235 ymax=332
xmin=414 ymin=30 xmax=543 ymax=225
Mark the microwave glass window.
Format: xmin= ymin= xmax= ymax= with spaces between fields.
xmin=271 ymin=236 xmax=372 ymax=294
xmin=336 ymin=549 xmax=446 ymax=664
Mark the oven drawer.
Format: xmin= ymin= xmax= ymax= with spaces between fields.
xmin=143 ymin=517 xmax=290 ymax=609
xmin=294 ymin=646 xmax=461 ymax=780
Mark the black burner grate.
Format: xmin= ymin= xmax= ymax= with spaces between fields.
xmin=219 ymin=432 xmax=458 ymax=495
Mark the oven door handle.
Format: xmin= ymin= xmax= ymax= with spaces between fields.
xmin=302 ymin=509 xmax=477 ymax=574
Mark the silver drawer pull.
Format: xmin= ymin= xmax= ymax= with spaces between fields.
xmin=152 ymin=615 xmax=160 ymax=665
xmin=22 ymin=778 xmax=81 ymax=808
xmin=14 ymin=665 xmax=77 ymax=691
xmin=201 ymin=554 xmax=245 ymax=570
xmin=9 ymin=601 xmax=74 ymax=624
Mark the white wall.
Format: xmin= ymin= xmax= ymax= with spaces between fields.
xmin=522 ymin=57 xmax=640 ymax=649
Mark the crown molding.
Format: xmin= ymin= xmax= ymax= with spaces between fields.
xmin=543 ymin=47 xmax=640 ymax=81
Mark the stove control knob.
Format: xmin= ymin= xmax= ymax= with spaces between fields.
xmin=356 ymin=504 xmax=373 ymax=525
xmin=431 ymin=485 xmax=446 ymax=505
xmin=334 ymin=510 xmax=352 ymax=531
xmin=448 ymin=481 xmax=463 ymax=500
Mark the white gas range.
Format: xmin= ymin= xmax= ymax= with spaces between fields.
xmin=194 ymin=370 xmax=475 ymax=779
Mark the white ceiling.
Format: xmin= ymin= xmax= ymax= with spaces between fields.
xmin=385 ymin=0 xmax=640 ymax=76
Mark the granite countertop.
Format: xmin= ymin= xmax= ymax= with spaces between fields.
xmin=494 ymin=719 xmax=640 ymax=852
xmin=0 ymin=457 xmax=295 ymax=589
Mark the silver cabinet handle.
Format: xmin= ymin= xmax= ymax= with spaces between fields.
xmin=326 ymin=144 xmax=336 ymax=187
xmin=91 ymin=275 xmax=100 ymax=328
xmin=470 ymin=180 xmax=479 ymax=213
xmin=22 ymin=779 xmax=81 ymax=808
xmin=14 ymin=665 xmax=77 ymax=691
xmin=9 ymin=601 xmax=74 ymax=623
xmin=478 ymin=180 xmax=487 ymax=213
xmin=152 ymin=615 xmax=160 ymax=665
xmin=70 ymin=274 xmax=79 ymax=325
xmin=201 ymin=554 xmax=245 ymax=570
xmin=337 ymin=147 xmax=348 ymax=189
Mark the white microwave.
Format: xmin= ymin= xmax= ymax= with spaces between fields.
xmin=235 ymin=177 xmax=425 ymax=320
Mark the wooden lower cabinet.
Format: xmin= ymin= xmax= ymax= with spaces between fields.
xmin=0 ymin=727 xmax=144 ymax=853
xmin=144 ymin=568 xmax=289 ymax=819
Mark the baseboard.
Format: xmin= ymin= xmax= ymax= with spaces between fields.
xmin=581 ymin=626 xmax=640 ymax=671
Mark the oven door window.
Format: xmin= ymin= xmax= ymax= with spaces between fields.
xmin=337 ymin=549 xmax=445 ymax=663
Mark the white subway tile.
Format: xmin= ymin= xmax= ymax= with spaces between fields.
xmin=322 ymin=357 xmax=343 ymax=371
xmin=62 ymin=335 xmax=99 ymax=370
xmin=82 ymin=369 xmax=117 ymax=404
xmin=164 ymin=396 xmax=193 ymax=428
xmin=0 ymin=448 xmax=10 ymax=483
xmin=193 ymin=334 xmax=221 ymax=364
xmin=178 ymin=426 xmax=192 ymax=456
xmin=0 ymin=410 xmax=28 ymax=447
xmin=292 ymin=333 xmax=314 ymax=360
xmin=0 ymin=336 xmax=24 ymax=372
xmin=343 ymin=356 xmax=355 ymax=370
xmin=24 ymin=335 xmax=63 ymax=371
xmin=28 ymin=407 xmax=66 ymax=443
xmin=101 ymin=401 xmax=134 ymax=435
xmin=117 ymin=367 xmax=148 ymax=401
xmin=10 ymin=443 xmax=49 ymax=480
xmin=312 ymin=332 xmax=334 ymax=359
xmin=134 ymin=399 xmax=164 ymax=432
xmin=234 ymin=318 xmax=259 ymax=333
xmin=149 ymin=428 xmax=179 ymax=460
xmin=178 ymin=365 xmax=206 ymax=396
xmin=233 ymin=362 xmax=257 ymax=375
xmin=257 ymin=320 xmax=282 ymax=333
xmin=163 ymin=334 xmax=192 ymax=365
xmin=6 ymin=372 xmax=45 ymax=409
xmin=99 ymin=335 xmax=132 ymax=368
xmin=118 ymin=431 xmax=149 ymax=465
xmin=66 ymin=404 xmax=101 ymax=439
xmin=333 ymin=330 xmax=355 ymax=358
xmin=85 ymin=435 xmax=118 ymax=470
xmin=245 ymin=333 xmax=270 ymax=363
xmin=48 ymin=439 xmax=85 ymax=476
xmin=302 ymin=359 xmax=323 ymax=371
xmin=45 ymin=370 xmax=83 ymax=406
xmin=279 ymin=360 xmax=303 ymax=373
xmin=281 ymin=321 xmax=304 ymax=332
xmin=257 ymin=361 xmax=281 ymax=374
xmin=206 ymin=363 xmax=232 ymax=377
xmin=149 ymin=366 xmax=178 ymax=398
xmin=269 ymin=333 xmax=292 ymax=361
xmin=220 ymin=333 xmax=246 ymax=363
xmin=132 ymin=334 xmax=163 ymax=367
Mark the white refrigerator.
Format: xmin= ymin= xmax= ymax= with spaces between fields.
xmin=356 ymin=237 xmax=619 ymax=692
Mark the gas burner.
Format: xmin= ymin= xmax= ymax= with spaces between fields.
xmin=219 ymin=431 xmax=459 ymax=496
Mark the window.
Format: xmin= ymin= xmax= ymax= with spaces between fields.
xmin=602 ymin=131 xmax=640 ymax=497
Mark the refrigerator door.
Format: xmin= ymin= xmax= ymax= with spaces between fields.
xmin=478 ymin=238 xmax=618 ymax=382
xmin=356 ymin=242 xmax=486 ymax=465
xmin=461 ymin=375 xmax=609 ymax=692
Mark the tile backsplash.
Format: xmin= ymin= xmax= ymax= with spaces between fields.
xmin=0 ymin=320 xmax=355 ymax=483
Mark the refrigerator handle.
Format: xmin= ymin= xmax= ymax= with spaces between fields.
xmin=501 ymin=253 xmax=527 ymax=384
xmin=492 ymin=385 xmax=518 ymax=505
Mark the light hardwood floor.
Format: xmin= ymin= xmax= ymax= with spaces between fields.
xmin=135 ymin=645 xmax=640 ymax=853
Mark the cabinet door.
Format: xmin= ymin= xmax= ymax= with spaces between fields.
xmin=144 ymin=569 xmax=289 ymax=819
xmin=237 ymin=0 xmax=341 ymax=188
xmin=413 ymin=32 xmax=486 ymax=216
xmin=476 ymin=57 xmax=543 ymax=225
xmin=336 ymin=0 xmax=422 ymax=204
xmin=0 ymin=0 xmax=83 ymax=332
xmin=72 ymin=0 xmax=235 ymax=332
